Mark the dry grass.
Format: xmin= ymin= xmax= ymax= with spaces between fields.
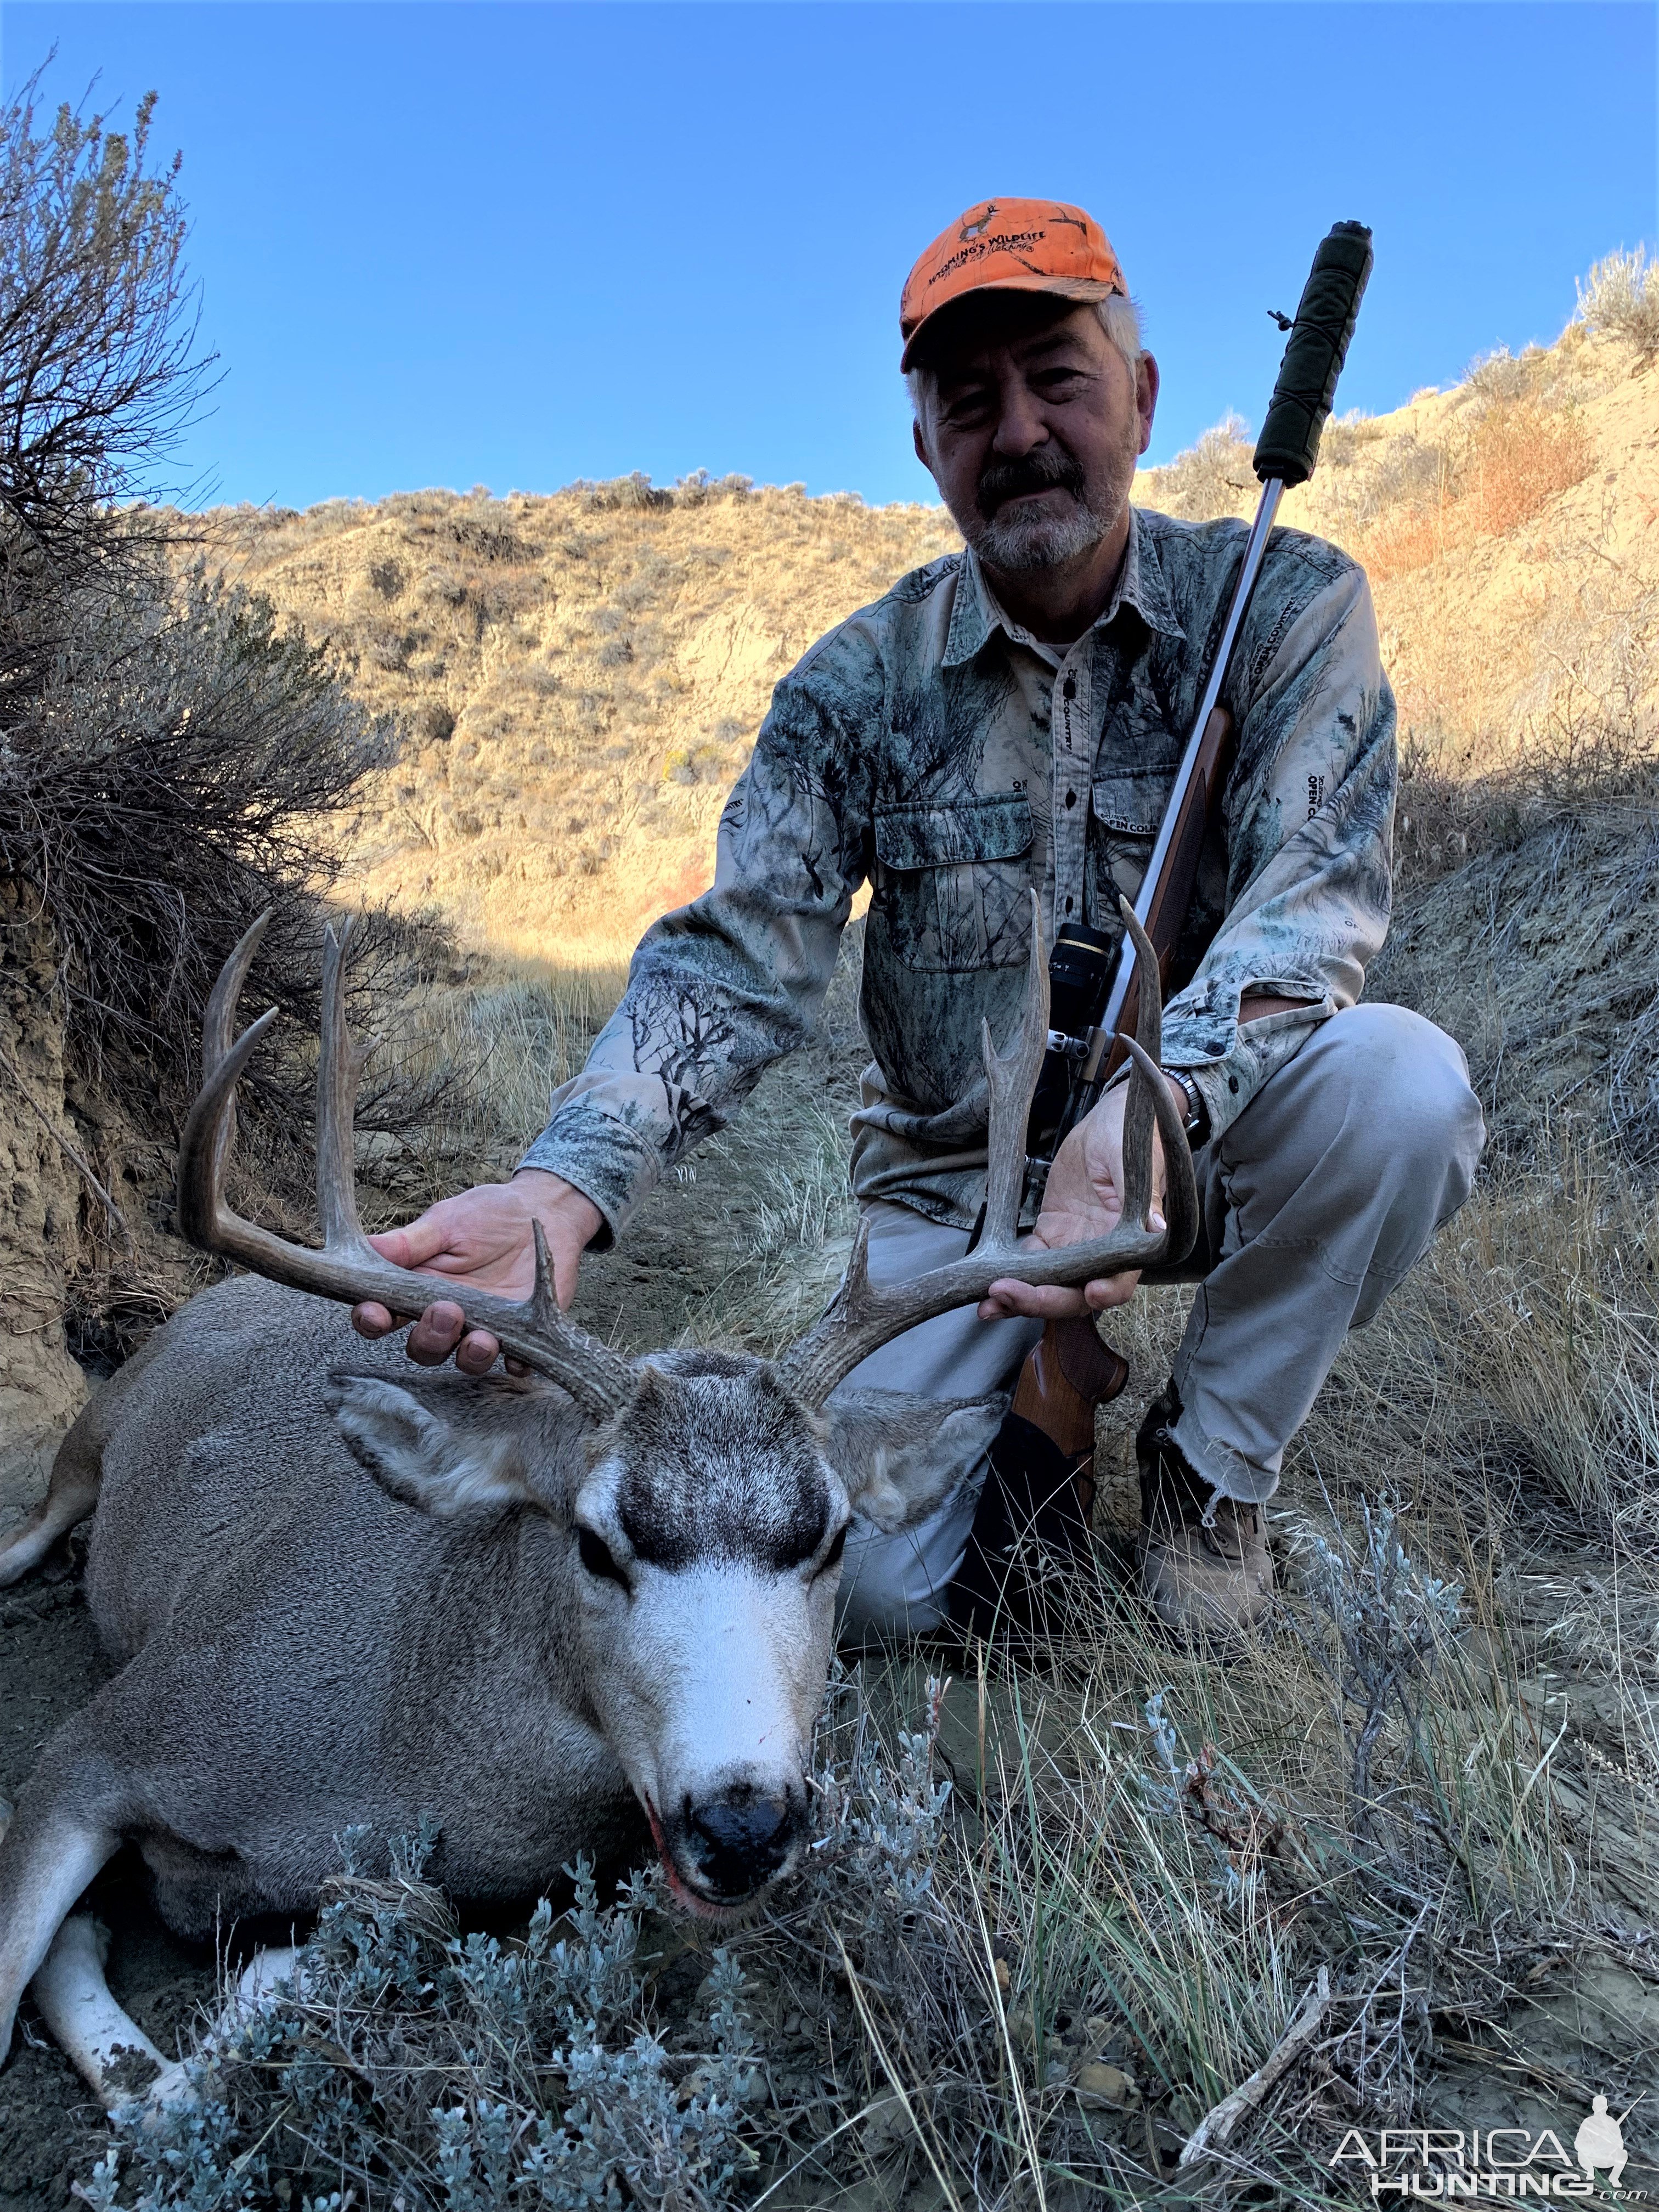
xmin=1372 ymin=1154 xmax=1659 ymax=1538
xmin=346 ymin=955 xmax=630 ymax=1220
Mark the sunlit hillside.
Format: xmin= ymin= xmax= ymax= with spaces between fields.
xmin=198 ymin=318 xmax=1656 ymax=962
xmin=201 ymin=479 xmax=958 ymax=960
xmin=1138 ymin=320 xmax=1658 ymax=803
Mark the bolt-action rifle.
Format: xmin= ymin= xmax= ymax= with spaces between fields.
xmin=1009 ymin=221 xmax=1375 ymax=1482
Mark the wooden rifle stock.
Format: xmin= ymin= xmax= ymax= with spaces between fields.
xmin=1014 ymin=704 xmax=1237 ymax=1485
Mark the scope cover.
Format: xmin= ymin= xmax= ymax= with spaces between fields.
xmin=1253 ymin=221 xmax=1373 ymax=488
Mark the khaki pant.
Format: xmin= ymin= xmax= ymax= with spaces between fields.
xmin=835 ymin=1003 xmax=1486 ymax=1644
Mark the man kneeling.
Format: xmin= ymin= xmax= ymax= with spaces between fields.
xmin=352 ymin=199 xmax=1485 ymax=1646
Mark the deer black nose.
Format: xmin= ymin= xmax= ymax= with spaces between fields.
xmin=685 ymin=1793 xmax=795 ymax=1897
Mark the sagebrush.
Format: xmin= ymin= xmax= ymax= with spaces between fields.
xmin=0 ymin=68 xmax=446 ymax=1147
xmin=1576 ymin=245 xmax=1659 ymax=360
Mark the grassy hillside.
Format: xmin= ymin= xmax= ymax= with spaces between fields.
xmin=1140 ymin=321 xmax=1658 ymax=841
xmin=202 ymin=479 xmax=957 ymax=960
xmin=198 ymin=317 xmax=1657 ymax=963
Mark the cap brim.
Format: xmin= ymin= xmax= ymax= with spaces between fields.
xmin=900 ymin=275 xmax=1120 ymax=371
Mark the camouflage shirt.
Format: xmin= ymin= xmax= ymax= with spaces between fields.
xmin=521 ymin=508 xmax=1397 ymax=1244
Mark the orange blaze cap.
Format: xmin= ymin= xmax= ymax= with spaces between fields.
xmin=900 ymin=198 xmax=1127 ymax=370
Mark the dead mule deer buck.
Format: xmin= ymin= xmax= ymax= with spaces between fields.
xmin=0 ymin=892 xmax=1194 ymax=2113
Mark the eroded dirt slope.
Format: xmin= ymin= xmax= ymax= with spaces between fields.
xmin=1 ymin=892 xmax=88 ymax=1537
xmin=1141 ymin=323 xmax=1658 ymax=764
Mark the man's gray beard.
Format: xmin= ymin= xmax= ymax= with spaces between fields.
xmin=970 ymin=497 xmax=1113 ymax=573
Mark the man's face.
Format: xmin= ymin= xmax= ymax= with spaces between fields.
xmin=912 ymin=298 xmax=1158 ymax=578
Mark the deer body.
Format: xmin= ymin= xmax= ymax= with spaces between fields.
xmin=67 ymin=1276 xmax=639 ymax=1931
xmin=0 ymin=897 xmax=1193 ymax=2113
xmin=0 ymin=1272 xmax=1006 ymax=2103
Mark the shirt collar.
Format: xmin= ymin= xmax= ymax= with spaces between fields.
xmin=943 ymin=508 xmax=1185 ymax=669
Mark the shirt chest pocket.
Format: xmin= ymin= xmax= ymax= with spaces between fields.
xmin=1087 ymin=770 xmax=1171 ymax=918
xmin=872 ymin=792 xmax=1034 ymax=973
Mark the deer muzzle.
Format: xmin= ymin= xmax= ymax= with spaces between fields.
xmin=682 ymin=1786 xmax=804 ymax=1900
xmin=645 ymin=1780 xmax=809 ymax=1913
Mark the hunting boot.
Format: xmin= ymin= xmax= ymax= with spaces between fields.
xmin=1135 ymin=1384 xmax=1273 ymax=1644
xmin=947 ymin=1317 xmax=1128 ymax=1644
xmin=946 ymin=1411 xmax=1092 ymax=1644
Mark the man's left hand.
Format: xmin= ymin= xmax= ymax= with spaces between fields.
xmin=975 ymin=995 xmax=1314 ymax=1321
xmin=977 ymin=1074 xmax=1183 ymax=1321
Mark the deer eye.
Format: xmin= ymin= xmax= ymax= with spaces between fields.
xmin=814 ymin=1524 xmax=849 ymax=1579
xmin=577 ymin=1525 xmax=630 ymax=1592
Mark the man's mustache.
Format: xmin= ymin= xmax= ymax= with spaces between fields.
xmin=977 ymin=448 xmax=1086 ymax=516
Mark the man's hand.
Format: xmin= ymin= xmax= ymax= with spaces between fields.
xmin=973 ymin=997 xmax=1316 ymax=1322
xmin=351 ymin=1169 xmax=604 ymax=1374
xmin=977 ymin=1077 xmax=1182 ymax=1322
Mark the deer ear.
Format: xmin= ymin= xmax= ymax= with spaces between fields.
xmin=823 ymin=1389 xmax=1008 ymax=1536
xmin=326 ymin=1375 xmax=543 ymax=1517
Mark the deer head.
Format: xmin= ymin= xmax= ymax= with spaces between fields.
xmin=174 ymin=897 xmax=1194 ymax=1911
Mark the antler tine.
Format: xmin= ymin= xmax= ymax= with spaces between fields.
xmin=1121 ymin=1058 xmax=1154 ymax=1229
xmin=1120 ymin=1033 xmax=1200 ymax=1254
xmin=174 ymin=924 xmax=636 ymax=1425
xmin=1122 ymin=900 xmax=1164 ymax=1066
xmin=529 ymin=1220 xmax=566 ymax=1330
xmin=980 ymin=895 xmax=1049 ymax=1249
xmin=202 ymin=910 xmax=274 ymax=1198
xmin=1116 ymin=900 xmax=1198 ymax=1253
xmin=317 ymin=920 xmax=375 ymax=1257
xmin=778 ymin=893 xmax=1200 ymax=1409
xmin=177 ymin=1002 xmax=281 ymax=1251
xmin=205 ymin=911 xmax=274 ymax=1076
xmin=772 ymin=1217 xmax=876 ymax=1410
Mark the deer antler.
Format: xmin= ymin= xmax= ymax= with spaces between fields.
xmin=778 ymin=894 xmax=1198 ymax=1409
xmin=176 ymin=914 xmax=636 ymax=1423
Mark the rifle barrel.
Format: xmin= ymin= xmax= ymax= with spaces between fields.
xmin=1079 ymin=473 xmax=1285 ymax=1085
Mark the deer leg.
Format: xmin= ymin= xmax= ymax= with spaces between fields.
xmin=0 ymin=1793 xmax=119 ymax=2071
xmin=223 ymin=1944 xmax=305 ymax=2014
xmin=0 ymin=1324 xmax=173 ymax=1589
xmin=29 ymin=1913 xmax=187 ymax=2112
xmin=32 ymin=1919 xmax=304 ymax=2119
xmin=0 ymin=1425 xmax=101 ymax=1589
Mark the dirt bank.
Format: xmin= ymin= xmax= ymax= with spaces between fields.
xmin=1 ymin=888 xmax=90 ymax=1543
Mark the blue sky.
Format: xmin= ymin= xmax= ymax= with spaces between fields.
xmin=2 ymin=3 xmax=1655 ymax=511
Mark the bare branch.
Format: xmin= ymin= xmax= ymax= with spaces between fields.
xmin=0 ymin=67 xmax=216 ymax=566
